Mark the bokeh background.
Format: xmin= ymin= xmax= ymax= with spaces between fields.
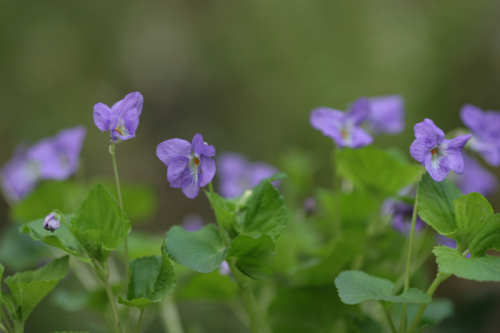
xmin=1 ymin=1 xmax=500 ymax=332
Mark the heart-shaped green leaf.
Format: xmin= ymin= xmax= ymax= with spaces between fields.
xmin=454 ymin=193 xmax=493 ymax=251
xmin=228 ymin=234 xmax=275 ymax=280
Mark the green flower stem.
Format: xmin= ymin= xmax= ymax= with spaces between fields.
xmin=208 ymin=182 xmax=272 ymax=333
xmin=102 ymin=273 xmax=124 ymax=333
xmin=161 ymin=294 xmax=185 ymax=333
xmin=0 ymin=308 xmax=13 ymax=333
xmin=331 ymin=147 xmax=342 ymax=235
xmin=407 ymin=272 xmax=452 ymax=333
xmin=134 ymin=309 xmax=145 ymax=333
xmin=380 ymin=302 xmax=397 ymax=333
xmin=109 ymin=143 xmax=131 ymax=333
xmin=11 ymin=321 xmax=22 ymax=333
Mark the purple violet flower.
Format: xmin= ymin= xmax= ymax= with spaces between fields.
xmin=217 ymin=152 xmax=279 ymax=198
xmin=453 ymin=152 xmax=498 ymax=197
xmin=182 ymin=214 xmax=204 ymax=232
xmin=460 ymin=104 xmax=500 ymax=166
xmin=43 ymin=212 xmax=60 ymax=233
xmin=1 ymin=144 xmax=39 ymax=202
xmin=384 ymin=201 xmax=425 ymax=234
xmin=156 ymin=133 xmax=216 ymax=199
xmin=93 ymin=92 xmax=143 ymax=142
xmin=310 ymin=98 xmax=373 ymax=148
xmin=437 ymin=234 xmax=471 ymax=258
xmin=27 ymin=126 xmax=86 ymax=180
xmin=367 ymin=95 xmax=405 ymax=135
xmin=410 ymin=119 xmax=472 ymax=181
xmin=219 ymin=261 xmax=231 ymax=276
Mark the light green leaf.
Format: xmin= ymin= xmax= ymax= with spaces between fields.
xmin=469 ymin=214 xmax=500 ymax=257
xmin=11 ymin=180 xmax=85 ymax=223
xmin=238 ymin=178 xmax=287 ymax=241
xmin=454 ymin=193 xmax=493 ymax=251
xmin=21 ymin=217 xmax=91 ymax=263
xmin=1 ymin=292 xmax=18 ymax=321
xmin=205 ymin=191 xmax=237 ymax=232
xmin=4 ymin=256 xmax=69 ymax=322
xmin=228 ymin=235 xmax=275 ymax=280
xmin=337 ymin=146 xmax=421 ymax=197
xmin=434 ymin=245 xmax=500 ymax=281
xmin=335 ymin=271 xmax=431 ymax=305
xmin=417 ymin=173 xmax=462 ymax=237
xmin=118 ymin=244 xmax=176 ymax=309
xmin=70 ymin=183 xmax=131 ymax=263
xmin=177 ymin=271 xmax=238 ymax=301
xmin=165 ymin=225 xmax=229 ymax=273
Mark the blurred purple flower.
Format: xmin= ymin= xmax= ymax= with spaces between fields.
xmin=437 ymin=234 xmax=471 ymax=258
xmin=182 ymin=214 xmax=204 ymax=232
xmin=93 ymin=92 xmax=143 ymax=142
xmin=217 ymin=153 xmax=278 ymax=198
xmin=303 ymin=197 xmax=317 ymax=216
xmin=367 ymin=95 xmax=405 ymax=135
xmin=410 ymin=119 xmax=472 ymax=181
xmin=27 ymin=126 xmax=86 ymax=180
xmin=157 ymin=133 xmax=216 ymax=199
xmin=1 ymin=144 xmax=39 ymax=202
xmin=310 ymin=98 xmax=373 ymax=149
xmin=219 ymin=261 xmax=231 ymax=276
xmin=383 ymin=199 xmax=424 ymax=234
xmin=43 ymin=213 xmax=60 ymax=233
xmin=454 ymin=152 xmax=498 ymax=197
xmin=460 ymin=104 xmax=500 ymax=166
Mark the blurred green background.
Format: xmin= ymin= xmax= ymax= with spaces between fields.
xmin=1 ymin=1 xmax=500 ymax=332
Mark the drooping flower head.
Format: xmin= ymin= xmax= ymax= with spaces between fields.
xmin=43 ymin=212 xmax=60 ymax=233
xmin=410 ymin=119 xmax=472 ymax=181
xmin=460 ymin=104 xmax=500 ymax=166
xmin=93 ymin=92 xmax=143 ymax=142
xmin=367 ymin=95 xmax=405 ymax=135
xmin=217 ymin=152 xmax=279 ymax=198
xmin=27 ymin=126 xmax=86 ymax=180
xmin=452 ymin=152 xmax=498 ymax=197
xmin=1 ymin=144 xmax=39 ymax=202
xmin=310 ymin=98 xmax=373 ymax=149
xmin=157 ymin=133 xmax=216 ymax=199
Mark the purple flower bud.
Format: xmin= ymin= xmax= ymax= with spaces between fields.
xmin=182 ymin=214 xmax=204 ymax=232
xmin=93 ymin=92 xmax=143 ymax=142
xmin=156 ymin=133 xmax=216 ymax=199
xmin=367 ymin=95 xmax=405 ymax=135
xmin=217 ymin=152 xmax=279 ymax=198
xmin=1 ymin=144 xmax=39 ymax=202
xmin=310 ymin=97 xmax=373 ymax=149
xmin=219 ymin=260 xmax=231 ymax=276
xmin=410 ymin=119 xmax=472 ymax=181
xmin=43 ymin=213 xmax=60 ymax=233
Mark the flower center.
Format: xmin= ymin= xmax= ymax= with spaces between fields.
xmin=194 ymin=157 xmax=200 ymax=165
xmin=341 ymin=130 xmax=347 ymax=139
xmin=115 ymin=127 xmax=122 ymax=135
xmin=430 ymin=148 xmax=438 ymax=155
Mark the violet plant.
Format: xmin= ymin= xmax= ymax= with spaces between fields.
xmin=1 ymin=94 xmax=500 ymax=333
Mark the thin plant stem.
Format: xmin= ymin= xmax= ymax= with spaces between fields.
xmin=381 ymin=303 xmax=397 ymax=333
xmin=331 ymin=147 xmax=342 ymax=235
xmin=109 ymin=143 xmax=130 ymax=333
xmin=1 ymin=308 xmax=12 ymax=333
xmin=134 ymin=309 xmax=145 ymax=333
xmin=103 ymin=275 xmax=124 ymax=333
xmin=407 ymin=272 xmax=452 ymax=333
xmin=161 ymin=294 xmax=184 ymax=333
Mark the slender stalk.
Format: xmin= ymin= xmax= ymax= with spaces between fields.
xmin=1 ymin=308 xmax=12 ymax=333
xmin=331 ymin=147 xmax=342 ymax=235
xmin=103 ymin=276 xmax=124 ymax=333
xmin=161 ymin=294 xmax=184 ymax=333
xmin=134 ymin=309 xmax=145 ymax=333
xmin=407 ymin=272 xmax=451 ymax=333
xmin=381 ymin=303 xmax=397 ymax=333
xmin=109 ymin=143 xmax=130 ymax=333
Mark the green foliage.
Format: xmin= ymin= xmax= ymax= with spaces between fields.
xmin=454 ymin=193 xmax=493 ymax=251
xmin=337 ymin=146 xmax=421 ymax=197
xmin=434 ymin=246 xmax=500 ymax=281
xmin=268 ymin=286 xmax=345 ymax=333
xmin=123 ymin=232 xmax=163 ymax=260
xmin=177 ymin=271 xmax=238 ymax=301
xmin=22 ymin=217 xmax=91 ymax=263
xmin=417 ymin=173 xmax=462 ymax=237
xmin=335 ymin=271 xmax=431 ymax=305
xmin=205 ymin=190 xmax=237 ymax=232
xmin=165 ymin=225 xmax=229 ymax=273
xmin=237 ymin=178 xmax=287 ymax=241
xmin=50 ymin=331 xmax=90 ymax=333
xmin=227 ymin=235 xmax=275 ymax=280
xmin=118 ymin=244 xmax=176 ymax=309
xmin=316 ymin=190 xmax=378 ymax=226
xmin=70 ymin=183 xmax=131 ymax=263
xmin=407 ymin=299 xmax=454 ymax=326
xmin=4 ymin=256 xmax=69 ymax=322
xmin=469 ymin=214 xmax=500 ymax=257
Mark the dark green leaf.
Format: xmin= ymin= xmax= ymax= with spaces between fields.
xmin=454 ymin=193 xmax=493 ymax=251
xmin=238 ymin=178 xmax=287 ymax=241
xmin=4 ymin=256 xmax=69 ymax=322
xmin=177 ymin=271 xmax=238 ymax=301
xmin=469 ymin=214 xmax=500 ymax=257
xmin=337 ymin=146 xmax=421 ymax=197
xmin=417 ymin=173 xmax=462 ymax=237
xmin=335 ymin=271 xmax=431 ymax=305
xmin=165 ymin=225 xmax=229 ymax=273
xmin=228 ymin=235 xmax=275 ymax=280
xmin=70 ymin=183 xmax=131 ymax=263
xmin=118 ymin=244 xmax=176 ymax=309
xmin=434 ymin=246 xmax=500 ymax=281
xmin=21 ymin=217 xmax=91 ymax=263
